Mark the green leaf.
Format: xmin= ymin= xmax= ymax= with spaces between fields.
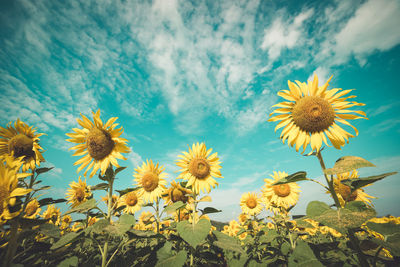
xmin=324 ymin=156 xmax=375 ymax=175
xmin=201 ymin=207 xmax=222 ymax=215
xmin=155 ymin=250 xmax=187 ymax=267
xmin=65 ymin=198 xmax=97 ymax=215
xmin=371 ymin=234 xmax=400 ymax=256
xmin=340 ymin=172 xmax=397 ymax=191
xmin=280 ymin=241 xmax=291 ymax=255
xmin=272 ymin=171 xmax=307 ymax=185
xmin=115 ymin=166 xmax=127 ymax=175
xmin=88 ymin=219 xmax=110 ymax=234
xmin=288 ymin=240 xmax=324 ymax=266
xmin=213 ymin=230 xmax=244 ymax=253
xmin=39 ymin=223 xmax=61 ymax=238
xmin=90 ymin=183 xmax=109 ymax=191
xmin=306 ymin=201 xmax=331 ymax=217
xmin=106 ymin=214 xmax=136 ymax=236
xmin=294 ymin=219 xmax=314 ymax=229
xmin=57 ymin=256 xmax=78 ymax=267
xmin=34 ymin=185 xmax=51 ymax=192
xmin=366 ymin=222 xmax=400 ymax=238
xmin=51 ymin=232 xmax=81 ymax=250
xmin=35 ymin=167 xmax=54 ymax=175
xmin=164 ymin=201 xmax=185 ymax=214
xmin=157 ymin=241 xmax=173 ymax=261
xmin=20 ymin=218 xmax=48 ymax=228
xmin=129 ymin=229 xmax=159 ymax=237
xmin=38 ymin=198 xmax=67 ymax=206
xmin=177 ymin=218 xmax=211 ymax=248
xmin=116 ymin=187 xmax=139 ymax=196
xmin=259 ymin=229 xmax=278 ymax=243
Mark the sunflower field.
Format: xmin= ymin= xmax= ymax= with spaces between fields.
xmin=0 ymin=75 xmax=399 ymax=267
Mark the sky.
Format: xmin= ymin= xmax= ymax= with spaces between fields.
xmin=0 ymin=0 xmax=399 ymax=222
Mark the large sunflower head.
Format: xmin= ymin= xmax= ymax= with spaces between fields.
xmin=268 ymin=75 xmax=367 ymax=153
xmin=66 ymin=176 xmax=92 ymax=208
xmin=176 ymin=142 xmax=222 ymax=194
xmin=24 ymin=198 xmax=41 ymax=219
xmin=0 ymin=156 xmax=32 ymax=224
xmin=262 ymin=171 xmax=300 ymax=213
xmin=66 ymin=109 xmax=130 ymax=178
xmin=164 ymin=181 xmax=193 ymax=204
xmin=332 ymin=170 xmax=375 ymax=207
xmin=42 ymin=204 xmax=61 ymax=225
xmin=240 ymin=192 xmax=263 ymax=216
xmin=117 ymin=190 xmax=143 ymax=214
xmin=133 ymin=159 xmax=167 ymax=203
xmin=0 ymin=119 xmax=45 ymax=171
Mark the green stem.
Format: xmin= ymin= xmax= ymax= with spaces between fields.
xmin=190 ymin=194 xmax=197 ymax=266
xmin=316 ymin=151 xmax=341 ymax=208
xmin=155 ymin=198 xmax=160 ymax=234
xmin=101 ymin=168 xmax=114 ymax=267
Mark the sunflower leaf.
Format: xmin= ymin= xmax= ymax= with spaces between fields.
xmin=38 ymin=198 xmax=67 ymax=207
xmin=65 ymin=198 xmax=97 ymax=215
xmin=114 ymin=166 xmax=127 ymax=175
xmin=340 ymin=172 xmax=397 ymax=191
xmin=35 ymin=167 xmax=54 ymax=175
xmin=200 ymin=207 xmax=221 ymax=215
xmin=90 ymin=183 xmax=109 ymax=191
xmin=272 ymin=171 xmax=307 ymax=185
xmin=116 ymin=187 xmax=139 ymax=196
xmin=164 ymin=201 xmax=185 ymax=214
xmin=213 ymin=230 xmax=244 ymax=253
xmin=324 ymin=156 xmax=375 ymax=175
xmin=51 ymin=231 xmax=82 ymax=250
xmin=177 ymin=218 xmax=211 ymax=248
xmin=288 ymin=240 xmax=324 ymax=267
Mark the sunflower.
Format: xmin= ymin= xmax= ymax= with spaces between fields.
xmin=117 ymin=191 xmax=143 ymax=214
xmin=332 ymin=170 xmax=375 ymax=207
xmin=176 ymin=142 xmax=222 ymax=194
xmin=101 ymin=194 xmax=119 ymax=214
xmin=60 ymin=215 xmax=72 ymax=230
xmin=0 ymin=119 xmax=45 ymax=171
xmin=238 ymin=213 xmax=250 ymax=225
xmin=240 ymin=192 xmax=263 ymax=216
xmin=42 ymin=204 xmax=61 ymax=225
xmin=88 ymin=216 xmax=99 ymax=226
xmin=66 ymin=176 xmax=92 ymax=208
xmin=134 ymin=211 xmax=156 ymax=231
xmin=66 ymin=109 xmax=130 ymax=178
xmin=24 ymin=198 xmax=41 ymax=219
xmin=222 ymin=220 xmax=241 ymax=237
xmin=0 ymin=156 xmax=31 ymax=224
xmin=164 ymin=181 xmax=192 ymax=204
xmin=133 ymin=159 xmax=167 ymax=203
xmin=268 ymin=75 xmax=367 ymax=153
xmin=262 ymin=171 xmax=300 ymax=212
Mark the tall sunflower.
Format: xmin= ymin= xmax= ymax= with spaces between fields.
xmin=66 ymin=109 xmax=130 ymax=177
xmin=117 ymin=190 xmax=143 ymax=214
xmin=0 ymin=156 xmax=31 ymax=224
xmin=332 ymin=170 xmax=375 ymax=207
xmin=66 ymin=176 xmax=92 ymax=208
xmin=268 ymin=75 xmax=367 ymax=153
xmin=240 ymin=192 xmax=263 ymax=216
xmin=0 ymin=119 xmax=45 ymax=171
xmin=176 ymin=142 xmax=222 ymax=194
xmin=262 ymin=171 xmax=300 ymax=213
xmin=164 ymin=181 xmax=193 ymax=205
xmin=133 ymin=159 xmax=167 ymax=203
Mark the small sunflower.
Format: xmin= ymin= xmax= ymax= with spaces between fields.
xmin=0 ymin=156 xmax=32 ymax=224
xmin=176 ymin=142 xmax=222 ymax=194
xmin=221 ymin=220 xmax=241 ymax=237
xmin=238 ymin=213 xmax=250 ymax=225
xmin=240 ymin=192 xmax=263 ymax=216
xmin=117 ymin=191 xmax=143 ymax=214
xmin=164 ymin=181 xmax=192 ymax=204
xmin=268 ymin=75 xmax=367 ymax=153
xmin=133 ymin=160 xmax=167 ymax=203
xmin=66 ymin=176 xmax=92 ymax=208
xmin=60 ymin=215 xmax=72 ymax=230
xmin=88 ymin=216 xmax=99 ymax=226
xmin=42 ymin=204 xmax=61 ymax=225
xmin=332 ymin=170 xmax=375 ymax=207
xmin=66 ymin=109 xmax=130 ymax=178
xmin=262 ymin=171 xmax=300 ymax=212
xmin=135 ymin=211 xmax=155 ymax=231
xmin=0 ymin=119 xmax=45 ymax=171
xmin=24 ymin=198 xmax=41 ymax=219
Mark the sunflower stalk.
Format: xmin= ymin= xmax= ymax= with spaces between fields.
xmin=155 ymin=198 xmax=160 ymax=234
xmin=316 ymin=151 xmax=341 ymax=208
xmin=101 ymin=167 xmax=115 ymax=267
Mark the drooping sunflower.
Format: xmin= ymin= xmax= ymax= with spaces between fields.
xmin=133 ymin=159 xmax=167 ymax=203
xmin=24 ymin=198 xmax=41 ymax=219
xmin=66 ymin=176 xmax=92 ymax=208
xmin=240 ymin=192 xmax=263 ymax=216
xmin=268 ymin=75 xmax=367 ymax=153
xmin=0 ymin=119 xmax=45 ymax=171
xmin=42 ymin=204 xmax=61 ymax=225
xmin=176 ymin=142 xmax=222 ymax=194
xmin=66 ymin=109 xmax=130 ymax=178
xmin=164 ymin=181 xmax=193 ymax=204
xmin=262 ymin=171 xmax=300 ymax=212
xmin=0 ymin=156 xmax=32 ymax=224
xmin=117 ymin=190 xmax=143 ymax=214
xmin=332 ymin=170 xmax=375 ymax=207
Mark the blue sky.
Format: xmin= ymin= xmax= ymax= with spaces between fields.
xmin=1 ymin=0 xmax=399 ymax=222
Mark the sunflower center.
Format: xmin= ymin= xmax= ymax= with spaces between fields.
xmin=246 ymin=198 xmax=257 ymax=209
xmin=75 ymin=188 xmax=86 ymax=202
xmin=25 ymin=202 xmax=38 ymax=216
xmin=142 ymin=172 xmax=159 ymax=192
xmin=292 ymin=96 xmax=335 ymax=133
xmin=273 ymin=184 xmax=291 ymax=197
xmin=8 ymin=134 xmax=34 ymax=159
xmin=171 ymin=188 xmax=187 ymax=203
xmin=86 ymin=128 xmax=114 ymax=160
xmin=189 ymin=158 xmax=210 ymax=179
xmin=126 ymin=192 xmax=138 ymax=206
xmin=338 ymin=184 xmax=358 ymax=202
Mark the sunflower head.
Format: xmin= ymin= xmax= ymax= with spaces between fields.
xmin=118 ymin=191 xmax=143 ymax=214
xmin=176 ymin=142 xmax=222 ymax=194
xmin=42 ymin=204 xmax=61 ymax=225
xmin=66 ymin=176 xmax=92 ymax=208
xmin=133 ymin=160 xmax=167 ymax=203
xmin=268 ymin=75 xmax=367 ymax=153
xmin=262 ymin=171 xmax=300 ymax=213
xmin=66 ymin=109 xmax=130 ymax=178
xmin=60 ymin=215 xmax=72 ymax=230
xmin=240 ymin=192 xmax=263 ymax=216
xmin=164 ymin=181 xmax=192 ymax=204
xmin=24 ymin=199 xmax=41 ymax=218
xmin=0 ymin=119 xmax=45 ymax=171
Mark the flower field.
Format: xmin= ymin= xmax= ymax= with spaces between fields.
xmin=0 ymin=75 xmax=399 ymax=267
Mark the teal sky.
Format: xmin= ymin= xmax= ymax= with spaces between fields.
xmin=1 ymin=0 xmax=399 ymax=222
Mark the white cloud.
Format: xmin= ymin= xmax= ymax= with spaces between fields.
xmin=128 ymin=148 xmax=143 ymax=168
